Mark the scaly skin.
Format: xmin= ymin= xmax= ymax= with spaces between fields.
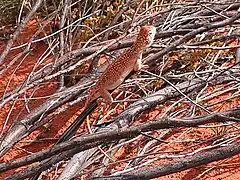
xmin=85 ymin=26 xmax=156 ymax=107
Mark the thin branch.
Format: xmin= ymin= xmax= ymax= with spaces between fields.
xmin=0 ymin=0 xmax=43 ymax=66
xmin=2 ymin=108 xmax=240 ymax=178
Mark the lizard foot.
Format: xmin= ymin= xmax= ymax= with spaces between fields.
xmin=96 ymin=98 xmax=111 ymax=107
xmin=142 ymin=64 xmax=149 ymax=70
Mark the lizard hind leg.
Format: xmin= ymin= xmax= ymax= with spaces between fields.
xmin=85 ymin=87 xmax=101 ymax=108
xmin=98 ymin=89 xmax=113 ymax=105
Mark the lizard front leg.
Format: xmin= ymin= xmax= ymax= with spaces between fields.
xmin=134 ymin=54 xmax=142 ymax=71
xmin=134 ymin=54 xmax=148 ymax=71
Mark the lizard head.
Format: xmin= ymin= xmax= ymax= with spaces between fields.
xmin=137 ymin=26 xmax=156 ymax=48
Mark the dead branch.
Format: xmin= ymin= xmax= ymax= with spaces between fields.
xmin=146 ymin=10 xmax=240 ymax=64
xmin=0 ymin=0 xmax=43 ymax=66
xmin=1 ymin=1 xmax=240 ymax=179
xmin=97 ymin=142 xmax=240 ymax=179
xmin=1 ymin=70 xmax=239 ymax=178
xmin=2 ymin=108 xmax=240 ymax=179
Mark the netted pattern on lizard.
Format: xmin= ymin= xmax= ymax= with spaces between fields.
xmin=85 ymin=26 xmax=156 ymax=108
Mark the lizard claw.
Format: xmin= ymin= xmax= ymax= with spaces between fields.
xmin=96 ymin=98 xmax=111 ymax=106
xmin=142 ymin=64 xmax=149 ymax=70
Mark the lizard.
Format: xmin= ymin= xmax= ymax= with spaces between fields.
xmin=53 ymin=25 xmax=156 ymax=144
xmin=85 ymin=25 xmax=156 ymax=108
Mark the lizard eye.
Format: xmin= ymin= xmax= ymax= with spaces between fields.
xmin=148 ymin=29 xmax=153 ymax=34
